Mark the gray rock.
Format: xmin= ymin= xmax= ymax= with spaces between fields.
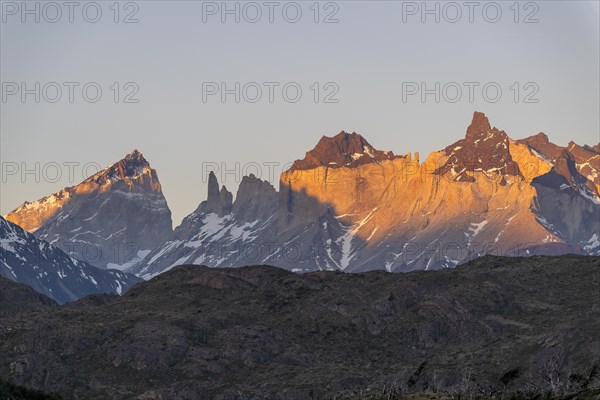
xmin=4 ymin=150 xmax=173 ymax=270
xmin=0 ymin=216 xmax=141 ymax=304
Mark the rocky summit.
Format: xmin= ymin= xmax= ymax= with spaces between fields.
xmin=133 ymin=112 xmax=600 ymax=278
xmin=436 ymin=111 xmax=521 ymax=183
xmin=0 ymin=255 xmax=598 ymax=399
xmin=4 ymin=150 xmax=173 ymax=271
xmin=290 ymin=131 xmax=404 ymax=170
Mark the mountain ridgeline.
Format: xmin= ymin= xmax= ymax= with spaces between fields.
xmin=4 ymin=112 xmax=600 ymax=285
xmin=131 ymin=112 xmax=600 ymax=279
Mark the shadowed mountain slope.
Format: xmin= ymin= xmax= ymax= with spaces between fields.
xmin=0 ymin=216 xmax=141 ymax=304
xmin=4 ymin=150 xmax=173 ymax=270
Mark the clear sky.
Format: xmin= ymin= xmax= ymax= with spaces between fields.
xmin=1 ymin=0 xmax=599 ymax=226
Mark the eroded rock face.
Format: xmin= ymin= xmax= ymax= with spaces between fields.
xmin=4 ymin=150 xmax=173 ymax=270
xmin=124 ymin=112 xmax=600 ymax=277
xmin=274 ymin=111 xmax=599 ymax=271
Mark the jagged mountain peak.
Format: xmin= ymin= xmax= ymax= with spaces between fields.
xmin=84 ymin=149 xmax=156 ymax=187
xmin=462 ymin=111 xmax=509 ymax=143
xmin=199 ymin=171 xmax=279 ymax=217
xmin=465 ymin=111 xmax=493 ymax=139
xmin=329 ymin=130 xmax=368 ymax=145
xmin=133 ymin=112 xmax=600 ymax=278
xmin=290 ymin=130 xmax=401 ymax=170
xmin=126 ymin=148 xmax=143 ymax=159
xmin=207 ymin=171 xmax=219 ymax=194
xmin=4 ymin=149 xmax=173 ymax=269
xmin=197 ymin=172 xmax=232 ymax=216
xmin=437 ymin=112 xmax=520 ymax=181
xmin=110 ymin=148 xmax=150 ymax=171
xmin=4 ymin=149 xmax=167 ymax=233
xmin=528 ymin=132 xmax=550 ymax=144
xmin=236 ymin=174 xmax=277 ymax=203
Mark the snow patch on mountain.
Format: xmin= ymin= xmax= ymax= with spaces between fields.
xmin=0 ymin=216 xmax=141 ymax=303
xmin=335 ymin=208 xmax=377 ymax=270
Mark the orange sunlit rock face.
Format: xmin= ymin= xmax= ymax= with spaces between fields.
xmin=5 ymin=188 xmax=74 ymax=232
xmin=278 ymin=112 xmax=594 ymax=260
xmin=7 ymin=112 xmax=599 ymax=276
xmin=122 ymin=112 xmax=599 ymax=277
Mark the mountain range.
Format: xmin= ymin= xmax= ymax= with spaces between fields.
xmin=2 ymin=111 xmax=599 ymax=299
xmin=131 ymin=112 xmax=600 ymax=278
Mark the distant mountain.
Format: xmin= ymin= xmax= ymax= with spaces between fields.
xmin=516 ymin=133 xmax=600 ymax=249
xmin=4 ymin=150 xmax=173 ymax=270
xmin=1 ymin=256 xmax=599 ymax=399
xmin=275 ymin=111 xmax=598 ymax=271
xmin=518 ymin=133 xmax=600 ymax=201
xmin=133 ymin=112 xmax=599 ymax=278
xmin=130 ymin=172 xmax=279 ymax=279
xmin=0 ymin=216 xmax=141 ymax=304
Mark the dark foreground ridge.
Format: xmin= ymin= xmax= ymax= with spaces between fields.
xmin=0 ymin=255 xmax=599 ymax=399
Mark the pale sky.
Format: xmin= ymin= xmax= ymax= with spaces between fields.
xmin=1 ymin=0 xmax=599 ymax=226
